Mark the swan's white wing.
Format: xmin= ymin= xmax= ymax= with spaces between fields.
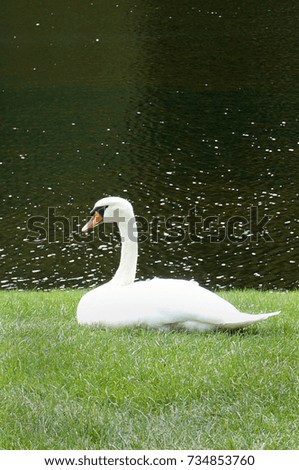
xmin=77 ymin=278 xmax=240 ymax=327
xmin=77 ymin=278 xmax=280 ymax=329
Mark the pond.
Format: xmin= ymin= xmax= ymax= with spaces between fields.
xmin=1 ymin=1 xmax=298 ymax=290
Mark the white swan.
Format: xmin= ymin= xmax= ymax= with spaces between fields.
xmin=77 ymin=196 xmax=280 ymax=331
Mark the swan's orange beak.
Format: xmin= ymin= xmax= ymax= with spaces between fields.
xmin=82 ymin=211 xmax=103 ymax=233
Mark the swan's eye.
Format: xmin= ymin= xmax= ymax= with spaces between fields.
xmin=90 ymin=206 xmax=106 ymax=217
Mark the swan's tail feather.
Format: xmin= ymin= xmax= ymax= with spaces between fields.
xmin=219 ymin=310 xmax=281 ymax=330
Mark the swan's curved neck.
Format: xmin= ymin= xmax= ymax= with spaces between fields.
xmin=109 ymin=215 xmax=138 ymax=286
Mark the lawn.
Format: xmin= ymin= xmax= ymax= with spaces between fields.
xmin=0 ymin=289 xmax=298 ymax=450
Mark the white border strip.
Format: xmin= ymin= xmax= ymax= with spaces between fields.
xmin=0 ymin=450 xmax=298 ymax=469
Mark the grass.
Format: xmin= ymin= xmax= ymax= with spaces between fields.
xmin=0 ymin=289 xmax=298 ymax=450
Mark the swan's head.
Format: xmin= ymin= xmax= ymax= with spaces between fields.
xmin=82 ymin=196 xmax=134 ymax=232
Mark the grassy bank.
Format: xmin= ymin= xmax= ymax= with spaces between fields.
xmin=0 ymin=289 xmax=298 ymax=450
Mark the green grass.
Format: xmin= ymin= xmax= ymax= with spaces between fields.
xmin=0 ymin=289 xmax=298 ymax=450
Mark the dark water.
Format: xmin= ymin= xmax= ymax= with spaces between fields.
xmin=1 ymin=1 xmax=298 ymax=290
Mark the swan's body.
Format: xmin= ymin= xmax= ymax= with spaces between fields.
xmin=77 ymin=197 xmax=280 ymax=331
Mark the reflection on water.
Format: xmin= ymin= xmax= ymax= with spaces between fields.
xmin=1 ymin=1 xmax=298 ymax=290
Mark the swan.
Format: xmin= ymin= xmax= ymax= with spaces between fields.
xmin=77 ymin=196 xmax=280 ymax=331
